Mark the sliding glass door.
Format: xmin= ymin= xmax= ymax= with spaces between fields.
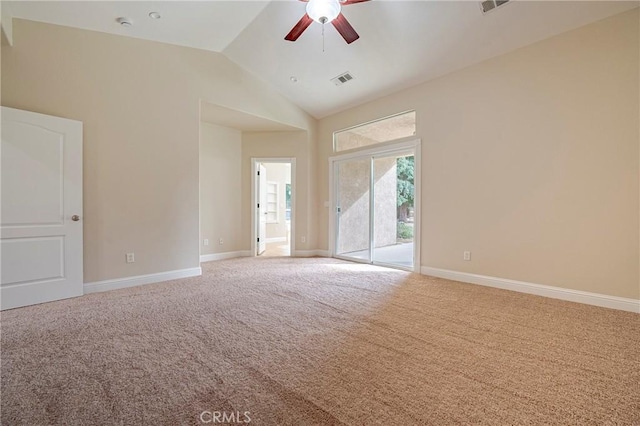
xmin=335 ymin=157 xmax=371 ymax=262
xmin=373 ymin=152 xmax=414 ymax=268
xmin=333 ymin=145 xmax=418 ymax=271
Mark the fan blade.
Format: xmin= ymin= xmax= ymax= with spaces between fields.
xmin=341 ymin=0 xmax=370 ymax=4
xmin=285 ymin=14 xmax=313 ymax=41
xmin=332 ymin=13 xmax=359 ymax=44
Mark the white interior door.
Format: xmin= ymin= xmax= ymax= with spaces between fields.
xmin=1 ymin=107 xmax=83 ymax=310
xmin=257 ymin=164 xmax=267 ymax=255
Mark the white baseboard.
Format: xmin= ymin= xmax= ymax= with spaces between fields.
xmin=421 ymin=266 xmax=640 ymax=313
xmin=265 ymin=237 xmax=287 ymax=243
xmin=203 ymin=250 xmax=328 ymax=260
xmin=293 ymin=250 xmax=329 ymax=257
xmin=200 ymin=251 xmax=252 ymax=263
xmin=84 ymin=267 xmax=202 ymax=294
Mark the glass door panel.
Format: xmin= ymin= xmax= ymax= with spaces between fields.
xmin=373 ymin=153 xmax=414 ymax=268
xmin=335 ymin=158 xmax=371 ymax=262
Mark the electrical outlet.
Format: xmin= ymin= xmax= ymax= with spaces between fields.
xmin=203 ymin=239 xmax=209 ymax=246
xmin=126 ymin=253 xmax=135 ymax=263
xmin=219 ymin=238 xmax=224 ymax=245
xmin=301 ymin=236 xmax=306 ymax=243
xmin=463 ymin=251 xmax=471 ymax=261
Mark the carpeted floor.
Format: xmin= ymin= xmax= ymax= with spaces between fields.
xmin=1 ymin=257 xmax=639 ymax=425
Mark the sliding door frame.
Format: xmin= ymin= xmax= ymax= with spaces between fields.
xmin=328 ymin=137 xmax=421 ymax=272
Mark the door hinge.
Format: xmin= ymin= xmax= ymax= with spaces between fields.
xmin=257 ymin=237 xmax=260 ymax=242
xmin=336 ymin=206 xmax=342 ymax=213
xmin=257 ymin=171 xmax=260 ymax=176
xmin=257 ymin=203 xmax=260 ymax=209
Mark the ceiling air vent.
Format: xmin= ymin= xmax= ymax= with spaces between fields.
xmin=331 ymin=72 xmax=355 ymax=86
xmin=480 ymin=0 xmax=510 ymax=14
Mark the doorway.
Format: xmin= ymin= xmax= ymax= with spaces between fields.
xmin=252 ymin=158 xmax=295 ymax=257
xmin=330 ymin=140 xmax=420 ymax=271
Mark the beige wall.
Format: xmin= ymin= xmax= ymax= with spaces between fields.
xmin=241 ymin=130 xmax=317 ymax=252
xmin=318 ymin=9 xmax=639 ymax=299
xmin=200 ymin=123 xmax=242 ymax=255
xmin=1 ymin=19 xmax=314 ymax=282
xmin=263 ymin=163 xmax=291 ymax=241
xmin=2 ymin=11 xmax=637 ymax=301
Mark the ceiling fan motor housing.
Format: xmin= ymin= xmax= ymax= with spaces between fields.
xmin=307 ymin=0 xmax=341 ymax=24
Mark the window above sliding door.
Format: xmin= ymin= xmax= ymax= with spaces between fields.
xmin=333 ymin=111 xmax=416 ymax=153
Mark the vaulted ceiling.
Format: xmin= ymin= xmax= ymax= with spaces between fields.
xmin=3 ymin=1 xmax=638 ymax=118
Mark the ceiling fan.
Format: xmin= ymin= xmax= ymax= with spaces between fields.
xmin=285 ymin=0 xmax=370 ymax=45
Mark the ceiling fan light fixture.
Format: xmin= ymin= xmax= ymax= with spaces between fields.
xmin=306 ymin=0 xmax=341 ymax=24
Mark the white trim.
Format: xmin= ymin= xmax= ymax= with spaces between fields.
xmin=84 ymin=267 xmax=202 ymax=294
xmin=265 ymin=237 xmax=287 ymax=243
xmin=411 ymin=143 xmax=421 ymax=270
xmin=421 ymin=266 xmax=640 ymax=313
xmin=200 ymin=251 xmax=252 ymax=263
xmin=251 ymin=158 xmax=296 ymax=258
xmin=294 ymin=250 xmax=329 ymax=257
xmin=328 ymin=156 xmax=336 ymax=259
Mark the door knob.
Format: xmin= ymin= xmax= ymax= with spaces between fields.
xmin=71 ymin=215 xmax=80 ymax=221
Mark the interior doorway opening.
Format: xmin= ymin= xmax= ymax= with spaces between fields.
xmin=252 ymin=159 xmax=295 ymax=257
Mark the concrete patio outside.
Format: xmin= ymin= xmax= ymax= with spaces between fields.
xmin=339 ymin=242 xmax=414 ymax=268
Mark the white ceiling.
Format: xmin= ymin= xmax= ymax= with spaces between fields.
xmin=3 ymin=1 xmax=270 ymax=52
xmin=200 ymin=101 xmax=304 ymax=131
xmin=226 ymin=0 xmax=638 ymax=118
xmin=3 ymin=1 xmax=638 ymax=119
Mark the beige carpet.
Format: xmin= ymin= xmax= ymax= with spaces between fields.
xmin=1 ymin=257 xmax=639 ymax=425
